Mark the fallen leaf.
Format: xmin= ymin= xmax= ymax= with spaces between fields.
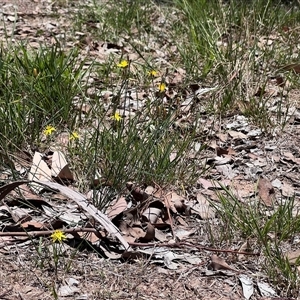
xmin=239 ymin=275 xmax=254 ymax=300
xmin=174 ymin=215 xmax=188 ymax=226
xmin=51 ymin=151 xmax=74 ymax=180
xmin=141 ymin=223 xmax=155 ymax=242
xmin=216 ymin=146 xmax=236 ymax=156
xmin=28 ymin=152 xmax=51 ymax=193
xmin=271 ymin=179 xmax=281 ymax=189
xmin=10 ymin=184 xmax=44 ymax=202
xmin=283 ymin=151 xmax=294 ymax=161
xmin=174 ymin=227 xmax=196 ymax=240
xmin=169 ymin=192 xmax=187 ymax=214
xmin=155 ymin=228 xmax=168 ymax=242
xmin=20 ymin=221 xmax=45 ymax=229
xmin=107 ymin=196 xmax=127 ymax=219
xmin=129 ymin=226 xmax=145 ymax=239
xmin=231 ymin=179 xmax=255 ymax=199
xmin=195 ymin=86 xmax=218 ymax=97
xmin=145 ymin=185 xmax=155 ymax=195
xmin=10 ymin=207 xmax=32 ymax=223
xmin=257 ymin=282 xmax=277 ymax=297
xmin=285 ymin=249 xmax=300 ymax=265
xmin=214 ymin=155 xmax=232 ymax=165
xmin=216 ymin=133 xmax=228 ymax=143
xmin=198 ymin=178 xmax=231 ymax=190
xmin=169 ymin=70 xmax=183 ymax=85
xmin=258 ymin=177 xmax=275 ymax=206
xmin=77 ymin=231 xmax=101 ymax=243
xmin=208 ymin=255 xmax=238 ymax=272
xmin=58 ymin=279 xmax=79 ymax=297
xmin=122 ymin=235 xmax=136 ymax=244
xmin=228 ymin=130 xmax=248 ymax=140
xmin=169 ymin=152 xmax=177 ymax=162
xmin=98 ymin=243 xmax=123 ymax=259
xmin=197 ymin=178 xmax=213 ymax=189
xmin=275 ymin=75 xmax=285 ymax=87
xmin=192 ymin=193 xmax=215 ymax=219
xmin=281 ymin=182 xmax=294 ymax=198
xmin=126 ymin=182 xmax=149 ymax=202
xmin=215 ymin=164 xmax=238 ymax=179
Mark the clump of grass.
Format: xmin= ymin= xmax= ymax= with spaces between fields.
xmin=213 ymin=184 xmax=300 ymax=297
xmin=0 ymin=43 xmax=88 ymax=151
xmin=67 ymin=58 xmax=204 ymax=204
xmin=73 ymin=0 xmax=156 ymax=42
xmin=173 ymin=0 xmax=300 ymax=130
xmin=0 ymin=42 xmax=204 ymax=211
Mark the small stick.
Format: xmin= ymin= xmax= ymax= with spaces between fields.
xmin=129 ymin=241 xmax=260 ymax=256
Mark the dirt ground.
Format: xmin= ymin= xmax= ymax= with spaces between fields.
xmin=1 ymin=0 xmax=300 ymax=299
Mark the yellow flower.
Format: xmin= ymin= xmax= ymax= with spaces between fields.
xmin=69 ymin=131 xmax=79 ymax=141
xmin=43 ymin=125 xmax=56 ymax=136
xmin=33 ymin=68 xmax=38 ymax=77
xmin=148 ymin=70 xmax=158 ymax=76
xmin=158 ymin=82 xmax=166 ymax=92
xmin=117 ymin=60 xmax=129 ymax=68
xmin=111 ymin=112 xmax=122 ymax=121
xmin=51 ymin=230 xmax=67 ymax=243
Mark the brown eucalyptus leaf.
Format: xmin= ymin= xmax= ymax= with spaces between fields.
xmin=216 ymin=146 xmax=236 ymax=156
xmin=208 ymin=255 xmax=238 ymax=272
xmin=107 ymin=196 xmax=127 ymax=220
xmin=20 ymin=221 xmax=45 ymax=230
xmin=126 ymin=182 xmax=149 ymax=202
xmin=258 ymin=177 xmax=275 ymax=207
xmin=141 ymin=223 xmax=155 ymax=242
xmin=77 ymin=231 xmax=100 ymax=244
xmin=285 ymin=249 xmax=300 ymax=265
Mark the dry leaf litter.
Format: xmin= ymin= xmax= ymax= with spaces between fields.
xmin=1 ymin=0 xmax=300 ymax=299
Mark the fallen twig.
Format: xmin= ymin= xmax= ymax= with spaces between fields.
xmin=128 ymin=241 xmax=260 ymax=256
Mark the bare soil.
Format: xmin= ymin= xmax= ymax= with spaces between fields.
xmin=1 ymin=0 xmax=300 ymax=299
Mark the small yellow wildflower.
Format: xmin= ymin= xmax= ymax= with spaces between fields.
xmin=111 ymin=112 xmax=122 ymax=121
xmin=148 ymin=70 xmax=158 ymax=77
xmin=33 ymin=68 xmax=38 ymax=77
xmin=69 ymin=131 xmax=79 ymax=141
xmin=51 ymin=230 xmax=67 ymax=243
xmin=117 ymin=60 xmax=129 ymax=68
xmin=158 ymin=82 xmax=166 ymax=92
xmin=43 ymin=125 xmax=56 ymax=136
